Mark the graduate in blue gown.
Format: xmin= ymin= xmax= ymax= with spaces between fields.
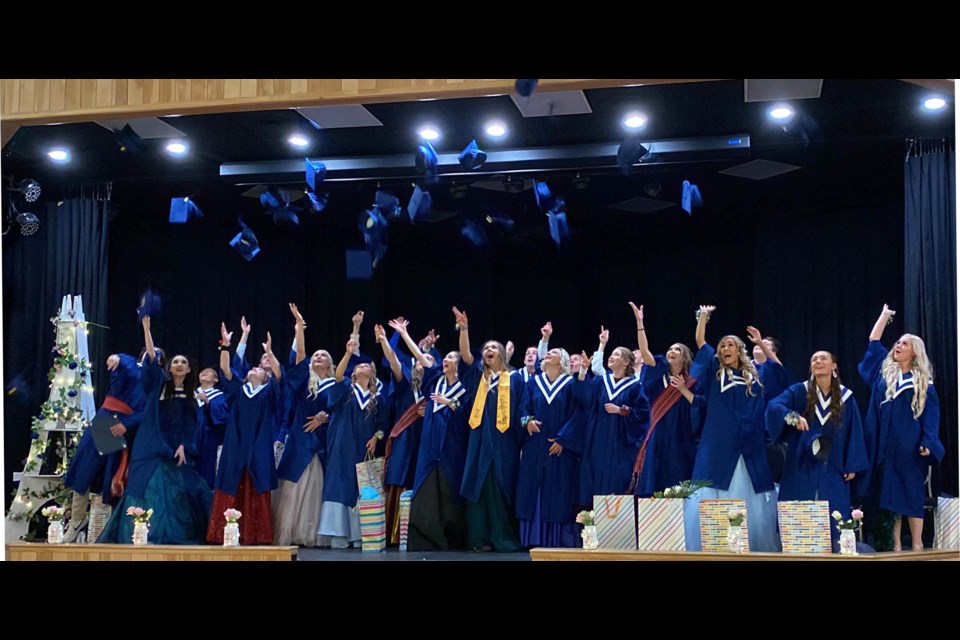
xmin=318 ymin=329 xmax=389 ymax=549
xmin=64 ymin=350 xmax=147 ymax=540
xmin=207 ymin=322 xmax=283 ymax=545
xmin=628 ymin=302 xmax=705 ymax=497
xmin=453 ymin=306 xmax=525 ymax=552
xmin=575 ymin=327 xmax=650 ymax=506
xmin=379 ymin=320 xmax=428 ymax=544
xmin=537 ymin=321 xmax=607 ymax=379
xmin=766 ymin=350 xmax=869 ymax=549
xmin=683 ymin=306 xmax=782 ymax=552
xmin=517 ymin=345 xmax=583 ymax=547
xmin=230 ymin=315 xmax=300 ymax=462
xmin=98 ymin=316 xmax=211 ymax=544
xmin=389 ymin=320 xmax=470 ymax=551
xmin=273 ymin=305 xmax=337 ymax=546
xmin=859 ymin=305 xmax=944 ymax=551
xmin=194 ymin=367 xmax=230 ymax=488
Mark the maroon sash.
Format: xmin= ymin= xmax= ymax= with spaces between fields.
xmin=627 ymin=375 xmax=697 ymax=493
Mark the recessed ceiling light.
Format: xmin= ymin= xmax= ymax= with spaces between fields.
xmin=47 ymin=148 xmax=70 ymax=162
xmin=288 ymin=133 xmax=310 ymax=148
xmin=418 ymin=126 xmax=441 ymax=141
xmin=769 ymin=106 xmax=794 ymax=120
xmin=923 ymin=97 xmax=947 ymax=111
xmin=485 ymin=121 xmax=507 ymax=137
xmin=166 ymin=141 xmax=188 ymax=155
xmin=623 ymin=113 xmax=648 ymax=129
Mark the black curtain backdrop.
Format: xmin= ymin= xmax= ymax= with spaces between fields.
xmin=5 ymin=138 xmax=956 ymax=509
xmin=904 ymin=142 xmax=957 ymax=496
xmin=3 ymin=198 xmax=110 ymax=502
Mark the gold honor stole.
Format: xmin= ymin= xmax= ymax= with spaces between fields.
xmin=469 ymin=370 xmax=511 ymax=433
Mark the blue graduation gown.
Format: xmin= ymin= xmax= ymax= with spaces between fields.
xmin=384 ymin=373 xmax=426 ymax=488
xmin=321 ymin=380 xmax=389 ymax=508
xmin=276 ymin=360 xmax=335 ymax=483
xmin=636 ymin=356 xmax=706 ymax=497
xmin=689 ymin=344 xmax=779 ymax=493
xmin=858 ymin=340 xmax=944 ymax=517
xmin=194 ymin=387 xmax=229 ymax=488
xmin=576 ymin=372 xmax=650 ymax=505
xmin=65 ymin=353 xmax=146 ymax=497
xmin=412 ymin=365 xmax=469 ymax=501
xmin=766 ymin=381 xmax=869 ymax=521
xmin=97 ymin=358 xmax=211 ymax=545
xmin=516 ymin=372 xmax=582 ymax=523
xmin=126 ymin=359 xmax=202 ymax=498
xmin=459 ymin=361 xmax=525 ymax=505
xmin=232 ymin=348 xmax=296 ymax=443
xmin=215 ymin=376 xmax=280 ymax=495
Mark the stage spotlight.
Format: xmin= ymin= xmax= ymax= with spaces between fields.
xmin=16 ymin=179 xmax=42 ymax=202
xmin=16 ymin=211 xmax=39 ymax=236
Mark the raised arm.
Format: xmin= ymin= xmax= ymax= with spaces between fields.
xmin=376 ymin=323 xmax=404 ymax=381
xmin=391 ymin=317 xmax=433 ymax=369
xmin=335 ymin=339 xmax=356 ymax=382
xmin=629 ymin=302 xmax=656 ymax=366
xmin=262 ymin=332 xmax=282 ymax=380
xmin=350 ymin=310 xmax=364 ymax=356
xmin=142 ymin=315 xmax=156 ymax=362
xmin=869 ymin=304 xmax=895 ymax=342
xmin=538 ymin=322 xmax=552 ymax=360
xmin=695 ymin=304 xmax=715 ymax=349
xmin=290 ymin=303 xmax=307 ymax=365
xmin=453 ymin=306 xmax=473 ymax=366
xmin=747 ymin=325 xmax=780 ymax=365
xmin=219 ymin=322 xmax=234 ymax=380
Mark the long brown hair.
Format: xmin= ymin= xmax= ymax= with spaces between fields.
xmin=804 ymin=352 xmax=844 ymax=427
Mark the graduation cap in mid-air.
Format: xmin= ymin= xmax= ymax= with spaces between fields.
xmin=358 ymin=207 xmax=389 ymax=268
xmin=169 ymin=197 xmax=203 ymax=223
xmin=515 ymin=79 xmax=539 ymax=97
xmin=681 ymin=180 xmax=703 ymax=215
xmin=407 ymin=185 xmax=433 ymax=222
xmin=137 ymin=288 xmax=162 ymax=321
xmin=458 ymin=139 xmax=487 ymax=171
xmin=229 ymin=227 xmax=261 ymax=262
xmin=415 ymin=140 xmax=439 ymax=182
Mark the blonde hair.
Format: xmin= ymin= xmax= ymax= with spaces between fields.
xmin=351 ymin=361 xmax=379 ymax=416
xmin=881 ymin=334 xmax=933 ymax=418
xmin=307 ymin=350 xmax=333 ymax=400
xmin=715 ymin=335 xmax=762 ymax=397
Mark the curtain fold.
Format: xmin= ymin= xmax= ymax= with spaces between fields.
xmin=904 ymin=139 xmax=957 ymax=496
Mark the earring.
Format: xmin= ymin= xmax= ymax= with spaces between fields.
xmin=832 ymin=370 xmax=838 ymax=379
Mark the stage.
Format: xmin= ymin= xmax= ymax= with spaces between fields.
xmin=529 ymin=548 xmax=960 ymax=561
xmin=6 ymin=542 xmax=298 ymax=561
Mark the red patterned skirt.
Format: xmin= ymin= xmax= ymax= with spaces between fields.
xmin=206 ymin=470 xmax=274 ymax=545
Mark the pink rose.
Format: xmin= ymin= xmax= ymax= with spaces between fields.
xmin=851 ymin=509 xmax=864 ymax=520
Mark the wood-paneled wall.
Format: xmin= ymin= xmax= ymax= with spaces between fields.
xmin=0 ymin=78 xmax=718 ymax=124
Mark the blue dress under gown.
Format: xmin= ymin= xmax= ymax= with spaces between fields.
xmin=98 ymin=359 xmax=212 ymax=544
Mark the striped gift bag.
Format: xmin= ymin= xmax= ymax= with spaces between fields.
xmin=357 ymin=496 xmax=386 ymax=553
xmin=593 ymin=495 xmax=637 ymax=550
xmin=777 ymin=501 xmax=830 ymax=554
xmin=398 ymin=490 xmax=414 ymax=552
xmin=699 ymin=499 xmax=749 ymax=553
xmin=934 ymin=497 xmax=959 ymax=550
xmin=635 ymin=498 xmax=685 ymax=551
xmin=87 ymin=494 xmax=112 ymax=544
